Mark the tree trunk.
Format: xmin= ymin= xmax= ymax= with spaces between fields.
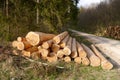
xmin=6 ymin=0 xmax=8 ymax=17
xmin=36 ymin=0 xmax=39 ymax=24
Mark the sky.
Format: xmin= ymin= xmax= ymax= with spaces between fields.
xmin=78 ymin=0 xmax=105 ymax=7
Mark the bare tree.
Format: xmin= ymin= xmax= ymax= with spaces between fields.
xmin=36 ymin=0 xmax=39 ymax=24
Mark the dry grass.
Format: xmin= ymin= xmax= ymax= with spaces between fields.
xmin=0 ymin=52 xmax=120 ymax=80
xmin=0 ymin=39 xmax=120 ymax=80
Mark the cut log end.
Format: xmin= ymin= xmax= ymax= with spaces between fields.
xmin=42 ymin=42 xmax=49 ymax=49
xmin=31 ymin=51 xmax=41 ymax=60
xmin=21 ymin=50 xmax=31 ymax=57
xmin=17 ymin=42 xmax=24 ymax=50
xmin=57 ymin=50 xmax=64 ymax=58
xmin=80 ymin=51 xmax=87 ymax=58
xmin=90 ymin=55 xmax=101 ymax=67
xmin=74 ymin=57 xmax=81 ymax=64
xmin=71 ymin=52 xmax=78 ymax=58
xmin=26 ymin=31 xmax=40 ymax=46
xmin=12 ymin=41 xmax=18 ymax=48
xmin=64 ymin=56 xmax=71 ymax=62
xmin=17 ymin=37 xmax=26 ymax=42
xmin=60 ymin=43 xmax=66 ymax=48
xmin=91 ymin=44 xmax=113 ymax=70
xmin=101 ymin=60 xmax=113 ymax=70
xmin=60 ymin=35 xmax=70 ymax=48
xmin=42 ymin=40 xmax=53 ymax=49
xmin=40 ymin=49 xmax=49 ymax=58
xmin=81 ymin=57 xmax=90 ymax=66
xmin=47 ymin=54 xmax=58 ymax=62
xmin=53 ymin=36 xmax=60 ymax=44
xmin=53 ymin=31 xmax=68 ymax=44
xmin=63 ymin=47 xmax=71 ymax=55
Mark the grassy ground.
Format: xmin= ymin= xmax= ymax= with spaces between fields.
xmin=0 ymin=56 xmax=120 ymax=80
xmin=0 ymin=36 xmax=120 ymax=80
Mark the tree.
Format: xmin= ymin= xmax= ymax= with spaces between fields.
xmin=0 ymin=0 xmax=79 ymax=41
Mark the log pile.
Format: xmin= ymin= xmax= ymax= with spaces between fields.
xmin=105 ymin=25 xmax=120 ymax=39
xmin=12 ymin=31 xmax=113 ymax=70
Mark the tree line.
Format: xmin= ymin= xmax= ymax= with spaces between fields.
xmin=0 ymin=0 xmax=79 ymax=41
xmin=77 ymin=0 xmax=120 ymax=33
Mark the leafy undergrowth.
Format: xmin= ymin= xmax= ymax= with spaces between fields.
xmin=0 ymin=44 xmax=120 ymax=80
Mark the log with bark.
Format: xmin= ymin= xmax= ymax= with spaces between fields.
xmin=17 ymin=37 xmax=26 ymax=42
xmin=81 ymin=43 xmax=101 ymax=67
xmin=26 ymin=31 xmax=55 ymax=46
xmin=47 ymin=53 xmax=58 ymax=62
xmin=77 ymin=42 xmax=87 ymax=58
xmin=16 ymin=41 xmax=32 ymax=50
xmin=12 ymin=31 xmax=114 ymax=69
xmin=53 ymin=31 xmax=68 ymax=44
xmin=70 ymin=38 xmax=78 ymax=58
xmin=60 ymin=35 xmax=69 ymax=48
xmin=26 ymin=46 xmax=38 ymax=53
xmin=42 ymin=40 xmax=53 ymax=49
xmin=51 ymin=44 xmax=60 ymax=52
xmin=63 ymin=37 xmax=72 ymax=56
xmin=91 ymin=45 xmax=113 ymax=70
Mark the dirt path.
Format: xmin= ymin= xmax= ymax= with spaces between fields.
xmin=70 ymin=29 xmax=120 ymax=68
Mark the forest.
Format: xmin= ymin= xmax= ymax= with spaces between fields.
xmin=77 ymin=0 xmax=120 ymax=35
xmin=0 ymin=0 xmax=79 ymax=41
xmin=0 ymin=0 xmax=120 ymax=40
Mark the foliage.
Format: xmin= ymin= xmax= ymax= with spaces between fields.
xmin=0 ymin=0 xmax=79 ymax=41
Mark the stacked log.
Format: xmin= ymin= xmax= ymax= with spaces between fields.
xmin=12 ymin=31 xmax=113 ymax=70
xmin=105 ymin=25 xmax=120 ymax=39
